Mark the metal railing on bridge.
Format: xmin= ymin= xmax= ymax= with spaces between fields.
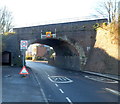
xmin=41 ymin=29 xmax=57 ymax=39
xmin=41 ymin=33 xmax=56 ymax=39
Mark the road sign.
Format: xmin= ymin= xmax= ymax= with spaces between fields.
xmin=19 ymin=66 xmax=30 ymax=75
xmin=20 ymin=40 xmax=28 ymax=50
xmin=46 ymin=32 xmax=52 ymax=38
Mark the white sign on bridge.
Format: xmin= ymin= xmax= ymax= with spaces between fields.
xmin=20 ymin=40 xmax=28 ymax=50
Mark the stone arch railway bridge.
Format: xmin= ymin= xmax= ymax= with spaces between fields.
xmin=2 ymin=19 xmax=107 ymax=71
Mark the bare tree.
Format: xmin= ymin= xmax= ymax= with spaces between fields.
xmin=95 ymin=0 xmax=118 ymax=23
xmin=0 ymin=7 xmax=13 ymax=35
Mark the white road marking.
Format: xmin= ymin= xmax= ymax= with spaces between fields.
xmin=45 ymin=71 xmax=49 ymax=77
xmin=59 ymin=78 xmax=63 ymax=80
xmin=55 ymin=83 xmax=59 ymax=87
xmin=47 ymin=74 xmax=50 ymax=77
xmin=59 ymin=89 xmax=64 ymax=93
xmin=54 ymin=78 xmax=58 ymax=81
xmin=104 ymin=88 xmax=120 ymax=96
xmin=85 ymin=76 xmax=89 ymax=78
xmin=48 ymin=76 xmax=73 ymax=83
xmin=85 ymin=76 xmax=118 ymax=83
xmin=66 ymin=97 xmax=73 ymax=104
xmin=32 ymin=71 xmax=48 ymax=103
xmin=48 ymin=76 xmax=54 ymax=82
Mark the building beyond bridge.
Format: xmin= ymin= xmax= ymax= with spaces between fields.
xmin=2 ymin=18 xmax=107 ymax=71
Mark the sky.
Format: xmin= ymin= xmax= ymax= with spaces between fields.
xmin=0 ymin=0 xmax=107 ymax=28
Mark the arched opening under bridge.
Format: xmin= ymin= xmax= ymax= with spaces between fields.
xmin=27 ymin=38 xmax=81 ymax=71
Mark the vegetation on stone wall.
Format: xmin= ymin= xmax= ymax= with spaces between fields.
xmin=85 ymin=18 xmax=119 ymax=75
xmin=95 ymin=20 xmax=119 ymax=60
xmin=93 ymin=23 xmax=101 ymax=30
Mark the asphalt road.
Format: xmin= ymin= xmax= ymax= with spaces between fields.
xmin=26 ymin=61 xmax=119 ymax=103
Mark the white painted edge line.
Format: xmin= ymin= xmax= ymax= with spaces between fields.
xmin=59 ymin=89 xmax=64 ymax=93
xmin=55 ymin=83 xmax=59 ymax=87
xmin=66 ymin=97 xmax=73 ymax=104
xmin=104 ymin=88 xmax=120 ymax=96
xmin=85 ymin=76 xmax=118 ymax=83
xmin=84 ymin=71 xmax=120 ymax=81
xmin=32 ymin=71 xmax=49 ymax=103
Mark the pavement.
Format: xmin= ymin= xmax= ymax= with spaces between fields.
xmin=2 ymin=66 xmax=47 ymax=103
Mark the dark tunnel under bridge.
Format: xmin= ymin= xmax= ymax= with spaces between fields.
xmin=28 ymin=38 xmax=81 ymax=71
